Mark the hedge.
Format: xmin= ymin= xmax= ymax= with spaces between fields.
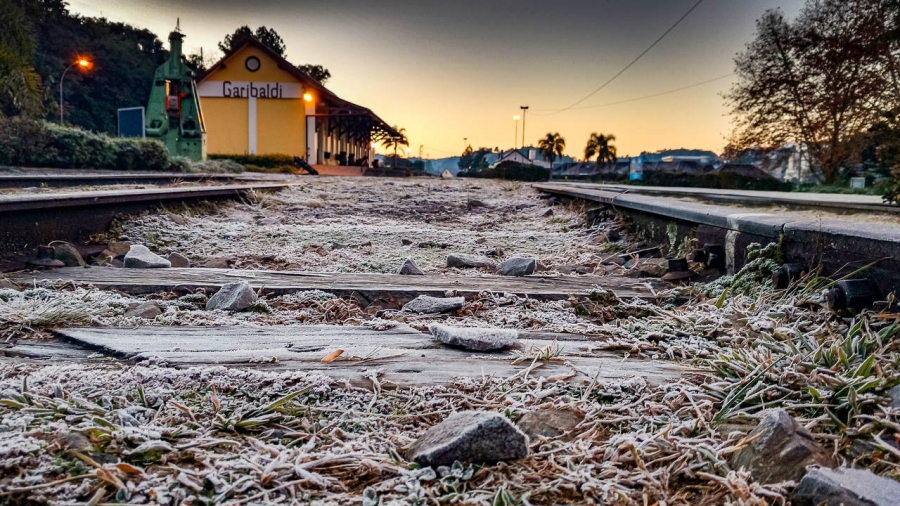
xmin=0 ymin=118 xmax=169 ymax=171
xmin=641 ymin=171 xmax=794 ymax=191
xmin=459 ymin=162 xmax=550 ymax=182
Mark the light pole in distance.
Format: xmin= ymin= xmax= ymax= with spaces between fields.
xmin=519 ymin=105 xmax=529 ymax=150
xmin=59 ymin=57 xmax=92 ymax=125
xmin=513 ymin=115 xmax=520 ymax=150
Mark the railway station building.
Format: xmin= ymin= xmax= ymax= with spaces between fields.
xmin=196 ymin=37 xmax=398 ymax=168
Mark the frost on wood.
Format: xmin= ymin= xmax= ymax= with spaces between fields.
xmin=429 ymin=323 xmax=518 ymax=351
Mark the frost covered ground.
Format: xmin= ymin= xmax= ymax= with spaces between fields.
xmin=116 ymin=178 xmax=624 ymax=274
xmin=1 ymin=177 xmax=899 ymax=505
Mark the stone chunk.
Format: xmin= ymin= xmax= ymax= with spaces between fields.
xmin=206 ymin=281 xmax=258 ymax=311
xmin=53 ymin=243 xmax=85 ymax=267
xmin=403 ymin=296 xmax=464 ymax=314
xmin=406 ymin=411 xmax=529 ymax=466
xmin=792 ymin=467 xmax=900 ymax=506
xmin=125 ymin=302 xmax=162 ymax=319
xmin=496 ymin=257 xmax=536 ymax=277
xmin=167 ymin=252 xmax=191 ymax=268
xmin=429 ymin=323 xmax=517 ymax=351
xmin=729 ymin=409 xmax=836 ymax=484
xmin=398 ymin=258 xmax=425 ymax=276
xmin=199 ymin=257 xmax=231 ymax=269
xmin=447 ymin=254 xmax=495 ymax=269
xmin=124 ymin=245 xmax=171 ymax=269
xmin=517 ymin=407 xmax=585 ymax=441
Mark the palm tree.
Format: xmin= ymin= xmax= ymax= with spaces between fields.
xmin=537 ymin=132 xmax=566 ymax=177
xmin=584 ymin=133 xmax=617 ymax=165
xmin=381 ymin=126 xmax=409 ymax=167
xmin=0 ymin=4 xmax=42 ymax=117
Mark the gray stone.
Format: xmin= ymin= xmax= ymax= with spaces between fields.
xmin=403 ymin=296 xmax=464 ymax=314
xmin=406 ymin=411 xmax=529 ymax=466
xmin=638 ymin=258 xmax=669 ymax=278
xmin=429 ymin=323 xmax=517 ymax=351
xmin=886 ymin=384 xmax=900 ymax=410
xmin=124 ymin=245 xmax=171 ymax=269
xmin=541 ymin=208 xmax=554 ymax=217
xmin=200 ymin=257 xmax=231 ymax=269
xmin=401 ymin=238 xmax=413 ymax=246
xmin=206 ymin=281 xmax=258 ymax=311
xmin=517 ymin=408 xmax=585 ymax=441
xmin=398 ymin=258 xmax=425 ymax=276
xmin=447 ymin=254 xmax=495 ymax=269
xmin=255 ymin=217 xmax=279 ymax=226
xmin=167 ymin=252 xmax=191 ymax=268
xmin=53 ymin=243 xmax=85 ymax=267
xmin=729 ymin=409 xmax=836 ymax=484
xmin=467 ymin=199 xmax=488 ymax=209
xmin=125 ymin=302 xmax=162 ymax=319
xmin=552 ymin=265 xmax=593 ymax=275
xmin=496 ymin=257 xmax=536 ymax=277
xmin=792 ymin=467 xmax=900 ymax=506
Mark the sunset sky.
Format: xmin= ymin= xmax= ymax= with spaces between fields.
xmin=70 ymin=0 xmax=803 ymax=158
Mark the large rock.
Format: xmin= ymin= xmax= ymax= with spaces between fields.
xmin=125 ymin=302 xmax=162 ymax=319
xmin=398 ymin=258 xmax=424 ymax=276
xmin=206 ymin=281 xmax=257 ymax=311
xmin=729 ymin=409 xmax=836 ymax=484
xmin=496 ymin=257 xmax=536 ymax=277
xmin=402 ymin=296 xmax=464 ymax=314
xmin=429 ymin=323 xmax=517 ymax=351
xmin=406 ymin=411 xmax=529 ymax=466
xmin=517 ymin=407 xmax=585 ymax=441
xmin=124 ymin=245 xmax=171 ymax=269
xmin=167 ymin=252 xmax=191 ymax=268
xmin=447 ymin=254 xmax=495 ymax=269
xmin=792 ymin=467 xmax=900 ymax=506
xmin=53 ymin=243 xmax=85 ymax=267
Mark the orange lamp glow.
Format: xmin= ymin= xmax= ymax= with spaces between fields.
xmin=303 ymin=93 xmax=313 ymax=102
xmin=78 ymin=58 xmax=91 ymax=68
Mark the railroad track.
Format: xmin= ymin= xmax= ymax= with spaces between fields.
xmin=0 ymin=182 xmax=300 ymax=271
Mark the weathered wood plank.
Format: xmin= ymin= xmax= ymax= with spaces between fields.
xmin=52 ymin=326 xmax=689 ymax=387
xmin=10 ymin=267 xmax=661 ymax=301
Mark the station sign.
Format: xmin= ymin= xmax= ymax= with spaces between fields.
xmin=197 ymin=81 xmax=302 ymax=99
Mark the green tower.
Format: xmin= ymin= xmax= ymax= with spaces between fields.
xmin=146 ymin=23 xmax=206 ymax=161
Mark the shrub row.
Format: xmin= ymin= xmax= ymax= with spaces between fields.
xmin=458 ymin=162 xmax=550 ymax=182
xmin=640 ymin=171 xmax=795 ymax=191
xmin=0 ymin=118 xmax=170 ymax=171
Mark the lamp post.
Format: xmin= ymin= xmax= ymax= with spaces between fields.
xmin=513 ymin=116 xmax=520 ymax=150
xmin=520 ymin=105 xmax=529 ymax=149
xmin=59 ymin=58 xmax=91 ymax=126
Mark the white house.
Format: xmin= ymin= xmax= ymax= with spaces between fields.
xmin=489 ymin=148 xmax=551 ymax=169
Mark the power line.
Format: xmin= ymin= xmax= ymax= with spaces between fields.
xmin=543 ymin=0 xmax=708 ymax=116
xmin=532 ymin=73 xmax=732 ymax=116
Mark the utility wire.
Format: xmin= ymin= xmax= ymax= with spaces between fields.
xmin=543 ymin=0 xmax=708 ymax=115
xmin=532 ymin=73 xmax=732 ymax=116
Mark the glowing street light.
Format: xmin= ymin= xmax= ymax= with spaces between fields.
xmin=59 ymin=57 xmax=92 ymax=125
xmin=513 ymin=115 xmax=521 ymax=150
xmin=303 ymin=92 xmax=313 ymax=102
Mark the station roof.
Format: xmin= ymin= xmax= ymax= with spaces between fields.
xmin=197 ymin=36 xmax=401 ymax=139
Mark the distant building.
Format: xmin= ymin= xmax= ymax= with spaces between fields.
xmin=489 ymin=147 xmax=574 ymax=169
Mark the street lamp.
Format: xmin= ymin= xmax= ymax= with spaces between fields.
xmin=513 ymin=116 xmax=520 ymax=150
xmin=59 ymin=57 xmax=92 ymax=125
xmin=520 ymin=105 xmax=529 ymax=149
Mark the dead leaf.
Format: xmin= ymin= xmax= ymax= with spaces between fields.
xmin=321 ymin=349 xmax=344 ymax=363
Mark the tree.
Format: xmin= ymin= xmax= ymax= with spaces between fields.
xmin=185 ymin=50 xmax=217 ymax=73
xmin=219 ymin=26 xmax=286 ymax=57
xmin=584 ymin=133 xmax=617 ymax=164
xmin=726 ymin=0 xmax=900 ymax=184
xmin=297 ymin=64 xmax=330 ymax=84
xmin=381 ymin=126 xmax=409 ymax=165
xmin=458 ymin=146 xmax=492 ymax=170
xmin=538 ymin=132 xmax=566 ymax=169
xmin=0 ymin=0 xmax=42 ymax=116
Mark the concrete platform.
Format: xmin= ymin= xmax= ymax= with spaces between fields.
xmin=534 ymin=183 xmax=900 ymax=295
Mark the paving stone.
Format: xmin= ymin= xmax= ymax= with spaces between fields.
xmin=206 ymin=281 xmax=257 ymax=311
xmin=447 ymin=254 xmax=495 ymax=269
xmin=792 ymin=467 xmax=900 ymax=506
xmin=403 ymin=295 xmax=464 ymax=314
xmin=406 ymin=411 xmax=529 ymax=466
xmin=517 ymin=407 xmax=585 ymax=441
xmin=53 ymin=243 xmax=85 ymax=267
xmin=167 ymin=252 xmax=191 ymax=268
xmin=496 ymin=257 xmax=536 ymax=277
xmin=125 ymin=302 xmax=162 ymax=319
xmin=729 ymin=409 xmax=836 ymax=484
xmin=429 ymin=323 xmax=517 ymax=351
xmin=124 ymin=245 xmax=171 ymax=269
xmin=398 ymin=258 xmax=425 ymax=275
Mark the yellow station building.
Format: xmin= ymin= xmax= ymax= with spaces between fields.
xmin=197 ymin=37 xmax=398 ymax=167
